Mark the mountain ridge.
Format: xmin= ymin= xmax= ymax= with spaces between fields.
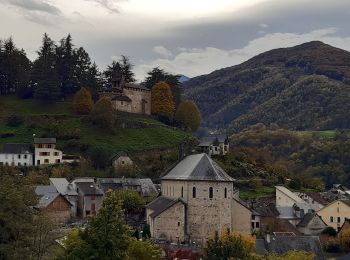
xmin=183 ymin=41 xmax=350 ymax=132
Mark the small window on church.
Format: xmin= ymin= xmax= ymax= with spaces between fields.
xmin=209 ymin=187 xmax=213 ymax=199
xmin=224 ymin=187 xmax=227 ymax=198
xmin=121 ymin=102 xmax=124 ymax=105
xmin=178 ymin=222 xmax=180 ymax=226
xmin=192 ymin=187 xmax=196 ymax=198
xmin=181 ymin=187 xmax=183 ymax=197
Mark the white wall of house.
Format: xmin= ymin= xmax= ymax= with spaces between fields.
xmin=35 ymin=148 xmax=62 ymax=166
xmin=0 ymin=153 xmax=33 ymax=166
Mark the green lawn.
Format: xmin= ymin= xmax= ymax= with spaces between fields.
xmin=239 ymin=186 xmax=275 ymax=200
xmin=297 ymin=130 xmax=337 ymax=139
xmin=0 ymin=96 xmax=195 ymax=154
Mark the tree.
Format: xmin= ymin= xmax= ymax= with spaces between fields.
xmin=73 ymin=87 xmax=94 ymax=114
xmin=32 ymin=33 xmax=61 ymax=100
xmin=126 ymin=239 xmax=161 ymax=260
xmin=151 ymin=81 xmax=175 ymax=120
xmin=266 ymin=250 xmax=314 ymax=260
xmin=175 ymin=100 xmax=201 ymax=131
xmin=90 ymin=97 xmax=114 ymax=128
xmin=104 ymin=56 xmax=135 ymax=88
xmin=204 ymin=230 xmax=256 ymax=260
xmin=114 ymin=190 xmax=145 ymax=213
xmin=144 ymin=67 xmax=182 ymax=108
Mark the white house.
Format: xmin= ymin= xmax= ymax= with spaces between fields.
xmin=198 ymin=135 xmax=230 ymax=156
xmin=0 ymin=143 xmax=33 ymax=166
xmin=34 ymin=138 xmax=63 ymax=166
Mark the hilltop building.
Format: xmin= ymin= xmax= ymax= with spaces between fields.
xmin=146 ymin=153 xmax=256 ymax=244
xmin=100 ymin=72 xmax=151 ymax=115
xmin=198 ymin=134 xmax=229 ymax=156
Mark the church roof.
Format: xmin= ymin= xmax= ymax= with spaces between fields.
xmin=146 ymin=196 xmax=185 ymax=218
xmin=161 ymin=153 xmax=234 ymax=182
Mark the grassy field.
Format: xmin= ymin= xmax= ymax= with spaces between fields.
xmin=297 ymin=130 xmax=337 ymax=139
xmin=239 ymin=186 xmax=275 ymax=200
xmin=0 ymin=96 xmax=195 ymax=154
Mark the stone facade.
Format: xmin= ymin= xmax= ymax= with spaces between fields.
xmin=42 ymin=195 xmax=72 ymax=223
xmin=296 ymin=213 xmax=327 ymax=235
xmin=112 ymin=155 xmax=134 ymax=169
xmin=146 ymin=154 xmax=254 ymax=244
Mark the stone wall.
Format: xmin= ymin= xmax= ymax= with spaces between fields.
xmin=161 ymin=180 xmax=236 ymax=243
xmin=123 ymin=87 xmax=151 ymax=115
xmin=150 ymin=201 xmax=186 ymax=242
xmin=231 ymin=199 xmax=252 ymax=236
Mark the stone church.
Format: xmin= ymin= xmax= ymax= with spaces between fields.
xmin=100 ymin=72 xmax=151 ymax=115
xmin=146 ymin=153 xmax=255 ymax=244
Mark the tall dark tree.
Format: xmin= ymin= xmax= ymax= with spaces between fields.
xmin=56 ymin=34 xmax=77 ymax=96
xmin=104 ymin=56 xmax=135 ymax=88
xmin=144 ymin=67 xmax=183 ymax=108
xmin=32 ymin=33 xmax=61 ymax=100
xmin=0 ymin=38 xmax=31 ymax=95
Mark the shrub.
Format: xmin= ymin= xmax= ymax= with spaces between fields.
xmin=0 ymin=132 xmax=15 ymax=138
xmin=322 ymin=227 xmax=337 ymax=237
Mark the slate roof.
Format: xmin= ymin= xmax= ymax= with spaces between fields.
xmin=304 ymin=192 xmax=331 ymax=206
xmin=297 ymin=213 xmax=319 ymax=228
xmin=34 ymin=185 xmax=72 ymax=208
xmin=161 ymin=153 xmax=234 ymax=182
xmin=50 ymin=178 xmax=78 ymax=196
xmin=198 ymin=134 xmax=228 ymax=147
xmin=112 ymin=95 xmax=132 ymax=102
xmin=75 ymin=182 xmax=103 ymax=196
xmin=97 ymin=178 xmax=158 ymax=197
xmin=1 ymin=143 xmax=32 ymax=154
xmin=266 ymin=236 xmax=325 ymax=260
xmin=146 ymin=196 xmax=186 ymax=218
xmin=110 ymin=151 xmax=129 ymax=161
xmin=253 ymin=203 xmax=280 ymax=217
xmin=34 ymin=138 xmax=56 ymax=144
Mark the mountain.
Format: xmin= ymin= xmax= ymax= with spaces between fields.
xmin=183 ymin=41 xmax=350 ymax=132
xmin=179 ymin=75 xmax=190 ymax=83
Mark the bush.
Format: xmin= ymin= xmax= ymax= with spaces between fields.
xmin=6 ymin=116 xmax=24 ymax=127
xmin=0 ymin=132 xmax=15 ymax=138
xmin=322 ymin=227 xmax=337 ymax=237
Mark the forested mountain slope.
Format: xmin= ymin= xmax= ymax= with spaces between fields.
xmin=183 ymin=41 xmax=350 ymax=132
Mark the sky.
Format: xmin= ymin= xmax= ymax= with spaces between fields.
xmin=1 ymin=0 xmax=350 ymax=81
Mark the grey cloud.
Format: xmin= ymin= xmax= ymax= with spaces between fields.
xmin=84 ymin=0 xmax=126 ymax=13
xmin=0 ymin=0 xmax=61 ymax=15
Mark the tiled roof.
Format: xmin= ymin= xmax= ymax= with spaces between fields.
xmin=161 ymin=153 xmax=234 ymax=182
xmin=34 ymin=138 xmax=56 ymax=144
xmin=297 ymin=213 xmax=318 ymax=227
xmin=2 ymin=143 xmax=32 ymax=154
xmin=146 ymin=196 xmax=185 ymax=218
xmin=50 ymin=178 xmax=78 ymax=196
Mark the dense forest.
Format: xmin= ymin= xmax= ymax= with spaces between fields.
xmin=183 ymin=41 xmax=350 ymax=132
xmin=226 ymin=123 xmax=350 ymax=188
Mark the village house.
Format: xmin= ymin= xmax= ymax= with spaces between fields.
xmin=100 ymin=72 xmax=151 ymax=115
xmin=34 ymin=185 xmax=72 ymax=223
xmin=296 ymin=212 xmax=327 ymax=235
xmin=317 ymin=200 xmax=350 ymax=231
xmin=73 ymin=179 xmax=104 ymax=218
xmin=0 ymin=143 xmax=33 ymax=166
xmin=146 ymin=153 xmax=255 ymax=245
xmin=34 ymin=138 xmax=63 ymax=166
xmin=97 ymin=178 xmax=158 ymax=203
xmin=198 ymin=134 xmax=230 ymax=156
xmin=110 ymin=152 xmax=134 ymax=170
xmin=49 ymin=178 xmax=78 ymax=218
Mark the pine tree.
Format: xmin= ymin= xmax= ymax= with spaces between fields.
xmin=151 ymin=81 xmax=175 ymax=119
xmin=32 ymin=33 xmax=61 ymax=100
xmin=72 ymin=87 xmax=94 ymax=114
xmin=175 ymin=100 xmax=201 ymax=131
xmin=103 ymin=56 xmax=135 ymax=88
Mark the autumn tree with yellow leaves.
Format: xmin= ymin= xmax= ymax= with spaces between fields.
xmin=151 ymin=81 xmax=175 ymax=119
xmin=72 ymin=87 xmax=94 ymax=115
xmin=175 ymin=100 xmax=201 ymax=132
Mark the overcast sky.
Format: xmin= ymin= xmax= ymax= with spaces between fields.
xmin=1 ymin=0 xmax=350 ymax=81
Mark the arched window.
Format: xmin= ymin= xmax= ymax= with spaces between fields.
xmin=181 ymin=187 xmax=184 ymax=197
xmin=224 ymin=187 xmax=227 ymax=198
xmin=209 ymin=187 xmax=213 ymax=199
xmin=192 ymin=187 xmax=196 ymax=198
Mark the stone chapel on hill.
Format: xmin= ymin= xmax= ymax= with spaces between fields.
xmin=146 ymin=153 xmax=256 ymax=244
